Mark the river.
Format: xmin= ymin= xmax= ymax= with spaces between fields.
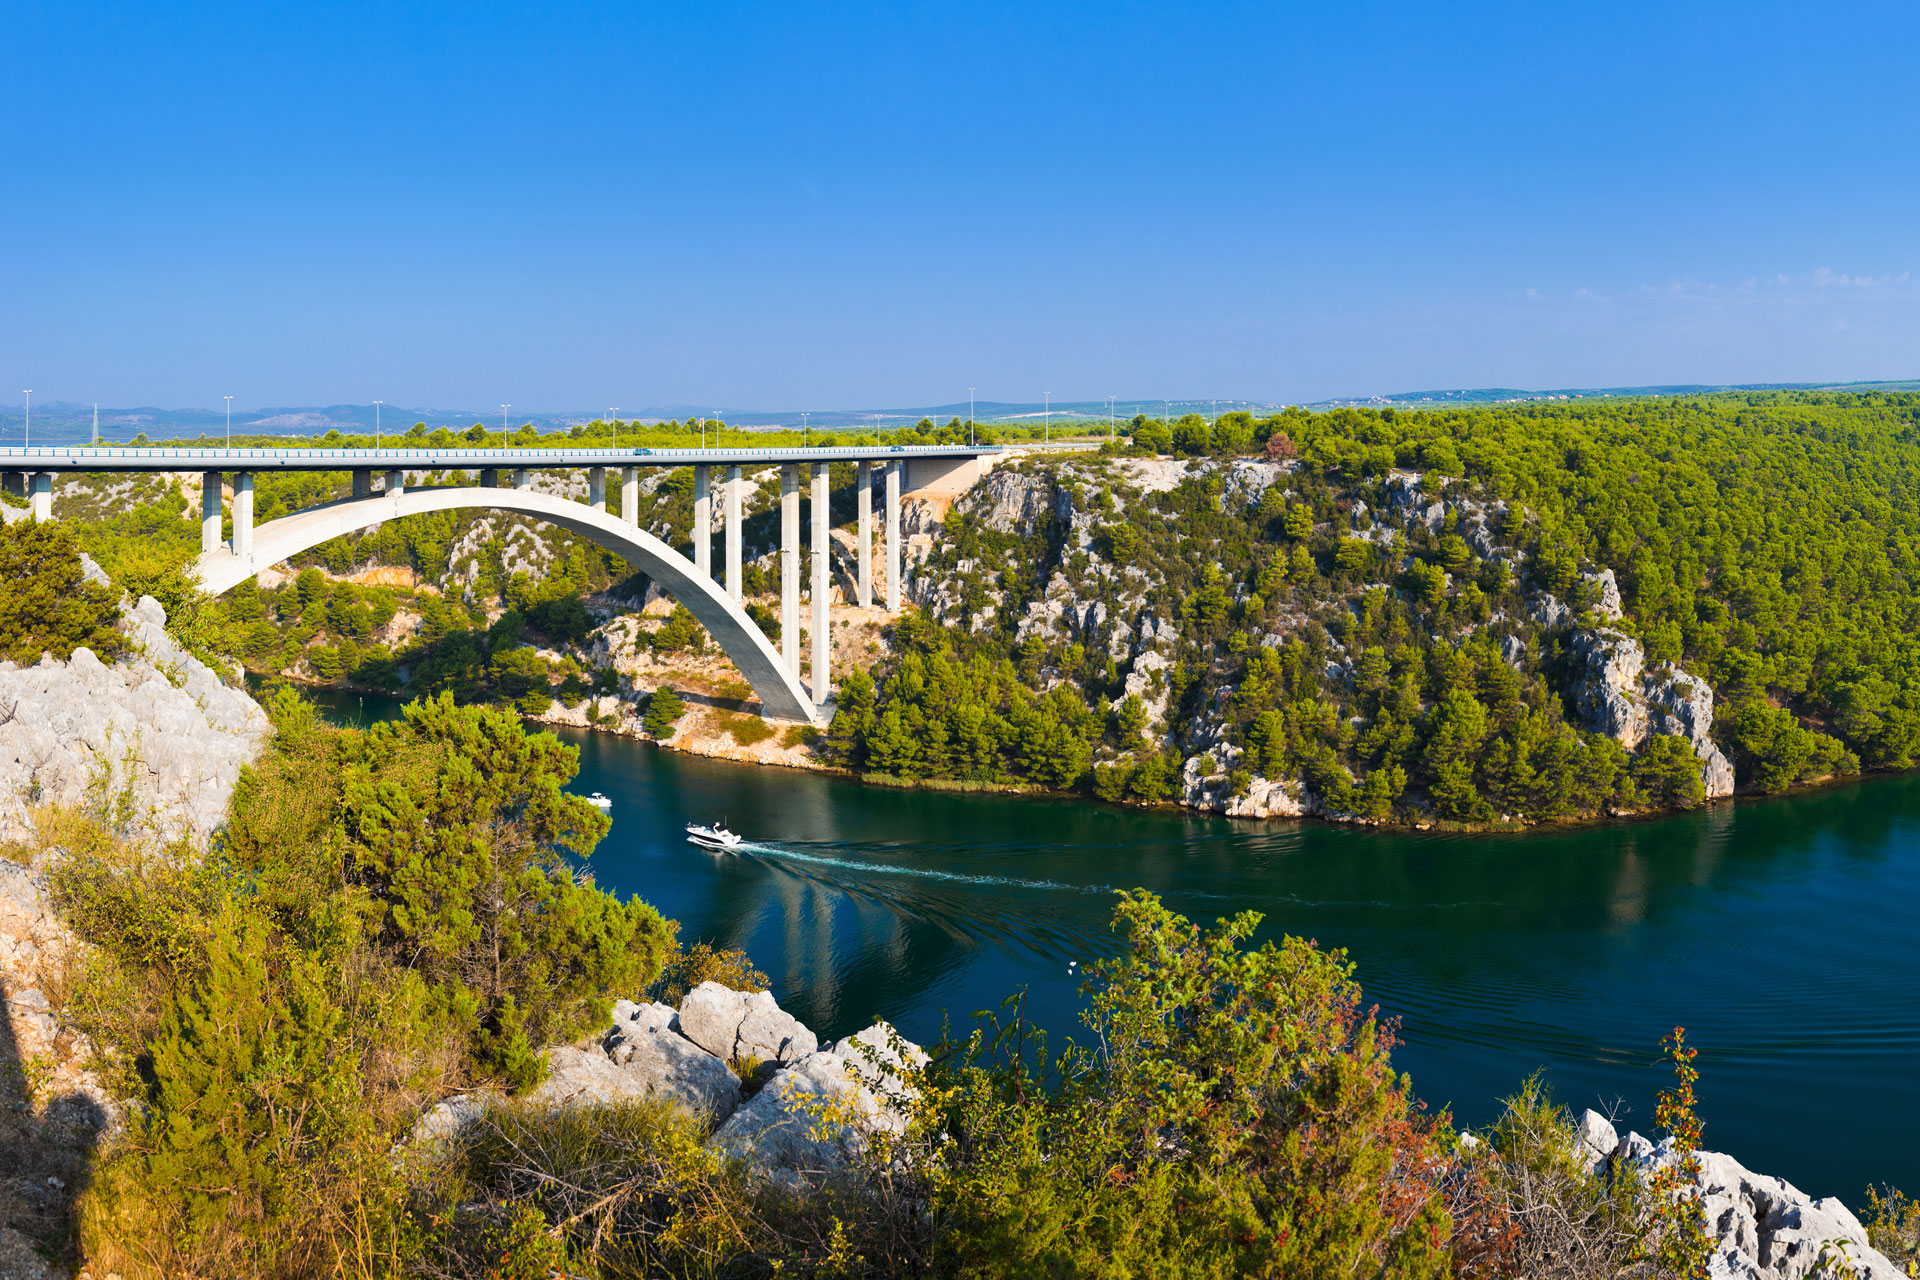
xmin=310 ymin=688 xmax=1918 ymax=1198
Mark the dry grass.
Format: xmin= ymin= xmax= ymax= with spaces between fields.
xmin=713 ymin=711 xmax=774 ymax=747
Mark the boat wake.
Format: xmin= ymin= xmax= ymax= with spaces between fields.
xmin=731 ymin=841 xmax=1114 ymax=895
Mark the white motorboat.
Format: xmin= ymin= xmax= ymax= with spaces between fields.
xmin=586 ymin=792 xmax=613 ymax=810
xmin=686 ymin=822 xmax=743 ymax=850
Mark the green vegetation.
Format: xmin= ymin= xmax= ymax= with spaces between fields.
xmin=0 ymin=520 xmax=125 ymax=664
xmin=828 ymin=391 xmax=1920 ymax=821
xmin=47 ymin=688 xmax=669 ymax=1273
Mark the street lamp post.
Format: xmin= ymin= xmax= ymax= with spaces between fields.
xmin=374 ymin=400 xmax=383 ymax=449
xmin=801 ymin=411 xmax=809 ymax=448
xmin=969 ymin=387 xmax=975 ymax=446
xmin=608 ymin=408 xmax=618 ymax=450
xmin=500 ymin=405 xmax=510 ymax=442
xmin=224 ymin=395 xmax=232 ymax=448
xmin=21 ymin=391 xmax=30 ymax=447
xmin=1044 ymin=392 xmax=1050 ymax=445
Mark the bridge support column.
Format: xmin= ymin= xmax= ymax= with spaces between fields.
xmin=781 ymin=463 xmax=800 ymax=678
xmin=352 ymin=469 xmax=372 ymax=500
xmin=233 ymin=473 xmax=254 ymax=563
xmin=512 ymin=468 xmax=532 ymax=491
xmin=201 ymin=472 xmax=223 ymax=554
xmin=621 ymin=467 xmax=639 ymax=524
xmin=725 ymin=465 xmax=743 ymax=601
xmin=693 ymin=464 xmax=711 ymax=580
xmin=0 ymin=473 xmax=22 ymax=500
xmin=885 ymin=460 xmax=901 ymax=612
xmin=588 ymin=466 xmax=606 ymax=513
xmin=856 ymin=462 xmax=872 ymax=608
xmin=385 ymin=469 xmax=404 ymax=496
xmin=480 ymin=468 xmax=500 ymax=488
xmin=811 ymin=463 xmax=829 ymax=706
xmin=29 ymin=474 xmax=51 ymax=523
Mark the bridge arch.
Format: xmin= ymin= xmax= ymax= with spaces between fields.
xmin=194 ymin=486 xmax=819 ymax=723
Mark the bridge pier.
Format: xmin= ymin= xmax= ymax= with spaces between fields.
xmin=885 ymin=459 xmax=901 ymax=612
xmin=781 ymin=464 xmax=800 ymax=677
xmin=233 ymin=473 xmax=254 ymax=562
xmin=385 ymin=469 xmax=404 ymax=496
xmin=621 ymin=467 xmax=639 ymax=524
xmin=201 ymin=473 xmax=223 ymax=553
xmin=588 ymin=466 xmax=606 ymax=513
xmin=724 ymin=465 xmax=743 ymax=601
xmin=693 ymin=464 xmax=711 ymax=580
xmin=856 ymin=461 xmax=873 ymax=608
xmin=811 ymin=462 xmax=829 ymax=706
xmin=352 ymin=469 xmax=373 ymax=500
xmin=0 ymin=473 xmax=21 ymax=500
xmin=512 ymin=468 xmax=532 ymax=491
xmin=28 ymin=474 xmax=51 ymax=523
xmin=480 ymin=468 xmax=499 ymax=488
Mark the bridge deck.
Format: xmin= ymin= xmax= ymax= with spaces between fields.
xmin=0 ymin=443 xmax=1001 ymax=472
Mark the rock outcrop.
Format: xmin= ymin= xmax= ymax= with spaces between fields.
xmin=707 ymin=1023 xmax=929 ymax=1184
xmin=1577 ymin=1110 xmax=1903 ymax=1280
xmin=408 ymin=984 xmax=924 ymax=1190
xmin=676 ymin=981 xmax=819 ymax=1066
xmin=0 ymin=595 xmax=271 ymax=845
xmin=1570 ymin=628 xmax=1735 ymax=798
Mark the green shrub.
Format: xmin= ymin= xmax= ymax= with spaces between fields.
xmin=0 ymin=519 xmax=126 ymax=664
xmin=342 ymin=693 xmax=671 ymax=1087
xmin=644 ymin=686 xmax=687 ymax=738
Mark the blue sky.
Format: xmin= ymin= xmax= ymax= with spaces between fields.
xmin=5 ymin=1 xmax=1917 ymax=411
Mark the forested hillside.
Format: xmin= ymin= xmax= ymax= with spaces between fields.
xmin=827 ymin=391 xmax=1911 ymax=823
xmin=14 ymin=392 xmax=1917 ymax=826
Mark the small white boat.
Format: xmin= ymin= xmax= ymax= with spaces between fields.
xmin=586 ymin=792 xmax=613 ymax=810
xmin=686 ymin=822 xmax=743 ymax=850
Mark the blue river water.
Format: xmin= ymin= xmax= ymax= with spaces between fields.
xmin=312 ymin=689 xmax=1918 ymax=1199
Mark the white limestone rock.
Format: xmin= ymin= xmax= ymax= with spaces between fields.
xmin=407 ymin=1093 xmax=491 ymax=1148
xmin=603 ymin=999 xmax=744 ymax=1122
xmin=1584 ymin=568 xmax=1625 ymax=622
xmin=966 ymin=470 xmax=1056 ymax=538
xmin=705 ymin=1022 xmax=926 ymax=1183
xmin=1595 ymin=1116 xmax=1907 ymax=1280
xmin=1570 ymin=628 xmax=1651 ymax=749
xmin=0 ymin=595 xmax=270 ymax=845
xmin=1571 ymin=630 xmax=1736 ymax=799
xmin=675 ymin=981 xmax=817 ymax=1067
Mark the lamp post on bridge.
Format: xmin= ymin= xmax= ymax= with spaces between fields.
xmin=20 ymin=391 xmax=29 ymax=447
xmin=224 ymin=395 xmax=232 ymax=448
xmin=374 ymin=400 xmax=383 ymax=449
xmin=801 ymin=411 xmax=809 ymax=449
xmin=608 ymin=408 xmax=618 ymax=450
xmin=969 ymin=387 xmax=975 ymax=446
xmin=500 ymin=404 xmax=510 ymax=439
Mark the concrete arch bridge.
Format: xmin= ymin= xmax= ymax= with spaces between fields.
xmin=2 ymin=444 xmax=1006 ymax=725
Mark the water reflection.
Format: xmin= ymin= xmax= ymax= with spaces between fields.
xmin=299 ymin=687 xmax=1917 ymax=1197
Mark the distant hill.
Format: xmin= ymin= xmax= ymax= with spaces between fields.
xmin=2 ymin=382 xmax=1915 ymax=446
xmin=1307 ymin=380 xmax=1920 ymax=409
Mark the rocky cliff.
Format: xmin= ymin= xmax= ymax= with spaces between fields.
xmin=0 ymin=594 xmax=271 ymax=847
xmin=902 ymin=455 xmax=1744 ymax=821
